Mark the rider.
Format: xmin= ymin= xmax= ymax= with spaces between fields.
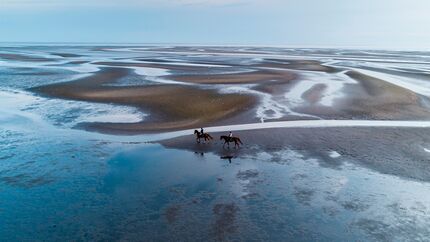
xmin=228 ymin=131 xmax=233 ymax=141
xmin=200 ymin=127 xmax=204 ymax=135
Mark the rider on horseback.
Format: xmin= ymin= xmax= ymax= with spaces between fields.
xmin=194 ymin=128 xmax=213 ymax=143
xmin=228 ymin=131 xmax=233 ymax=141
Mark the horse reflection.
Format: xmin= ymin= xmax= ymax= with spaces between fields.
xmin=220 ymin=155 xmax=235 ymax=163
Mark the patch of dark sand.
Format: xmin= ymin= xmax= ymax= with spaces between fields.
xmin=94 ymin=61 xmax=214 ymax=72
xmin=341 ymin=71 xmax=430 ymax=120
xmin=258 ymin=59 xmax=338 ymax=73
xmin=30 ymin=67 xmax=257 ymax=133
xmin=159 ymin=127 xmax=430 ymax=182
xmin=236 ymin=169 xmax=262 ymax=200
xmin=164 ymin=205 xmax=181 ymax=224
xmin=352 ymin=219 xmax=392 ymax=241
xmin=68 ymin=60 xmax=89 ymax=65
xmin=135 ymin=58 xmax=173 ymax=63
xmin=212 ymin=203 xmax=239 ymax=240
xmin=301 ymin=83 xmax=327 ymax=104
xmin=293 ymin=187 xmax=315 ymax=205
xmin=0 ymin=53 xmax=55 ymax=62
xmin=1 ymin=173 xmax=55 ymax=188
xmin=340 ymin=200 xmax=370 ymax=212
xmin=50 ymin=52 xmax=84 ymax=58
xmin=171 ymin=69 xmax=297 ymax=85
xmin=236 ymin=169 xmax=259 ymax=180
xmin=136 ymin=58 xmax=237 ymax=67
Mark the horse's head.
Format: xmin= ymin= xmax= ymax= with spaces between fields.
xmin=194 ymin=130 xmax=199 ymax=134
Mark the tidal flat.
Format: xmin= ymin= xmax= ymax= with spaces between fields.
xmin=1 ymin=45 xmax=430 ymax=241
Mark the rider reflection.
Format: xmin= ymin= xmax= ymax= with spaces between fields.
xmin=220 ymin=155 xmax=234 ymax=163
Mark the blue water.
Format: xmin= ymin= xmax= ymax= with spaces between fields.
xmin=2 ymin=126 xmax=430 ymax=241
xmin=2 ymin=45 xmax=430 ymax=241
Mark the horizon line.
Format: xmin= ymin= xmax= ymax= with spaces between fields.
xmin=0 ymin=41 xmax=429 ymax=52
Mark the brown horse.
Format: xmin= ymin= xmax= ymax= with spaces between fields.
xmin=194 ymin=130 xmax=213 ymax=143
xmin=220 ymin=135 xmax=243 ymax=148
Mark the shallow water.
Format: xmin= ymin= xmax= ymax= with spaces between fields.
xmin=1 ymin=98 xmax=430 ymax=241
xmin=2 ymin=45 xmax=430 ymax=241
xmin=2 ymin=137 xmax=430 ymax=241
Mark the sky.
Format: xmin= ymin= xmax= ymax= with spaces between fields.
xmin=0 ymin=0 xmax=429 ymax=49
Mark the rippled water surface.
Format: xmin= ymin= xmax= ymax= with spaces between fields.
xmin=1 ymin=45 xmax=430 ymax=241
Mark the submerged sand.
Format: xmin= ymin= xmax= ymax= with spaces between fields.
xmin=159 ymin=126 xmax=430 ymax=182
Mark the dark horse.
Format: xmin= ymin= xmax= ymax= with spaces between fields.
xmin=194 ymin=130 xmax=213 ymax=143
xmin=220 ymin=136 xmax=243 ymax=148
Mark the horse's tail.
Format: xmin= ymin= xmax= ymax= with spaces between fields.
xmin=237 ymin=138 xmax=243 ymax=144
xmin=207 ymin=134 xmax=213 ymax=140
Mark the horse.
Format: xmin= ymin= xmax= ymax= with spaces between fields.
xmin=194 ymin=130 xmax=213 ymax=143
xmin=220 ymin=135 xmax=243 ymax=148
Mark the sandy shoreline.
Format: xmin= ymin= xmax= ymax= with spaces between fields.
xmin=159 ymin=126 xmax=430 ymax=181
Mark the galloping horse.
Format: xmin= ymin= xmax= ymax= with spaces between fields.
xmin=220 ymin=135 xmax=243 ymax=148
xmin=194 ymin=130 xmax=213 ymax=143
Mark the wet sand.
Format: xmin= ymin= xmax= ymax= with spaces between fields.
xmin=159 ymin=127 xmax=430 ymax=181
xmin=30 ymin=67 xmax=257 ymax=133
xmin=22 ymin=46 xmax=430 ymax=134
xmin=293 ymin=70 xmax=430 ymax=120
xmin=94 ymin=61 xmax=216 ymax=72
xmin=341 ymin=71 xmax=430 ymax=119
xmin=50 ymin=52 xmax=84 ymax=58
xmin=170 ymin=69 xmax=296 ymax=85
xmin=5 ymin=46 xmax=430 ymax=241
xmin=301 ymin=83 xmax=327 ymax=104
xmin=0 ymin=53 xmax=55 ymax=62
xmin=256 ymin=59 xmax=338 ymax=73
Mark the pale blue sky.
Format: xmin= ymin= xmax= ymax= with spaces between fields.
xmin=0 ymin=0 xmax=429 ymax=49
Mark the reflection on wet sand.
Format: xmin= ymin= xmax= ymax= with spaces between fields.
xmin=220 ymin=155 xmax=235 ymax=163
xmin=3 ymin=45 xmax=430 ymax=241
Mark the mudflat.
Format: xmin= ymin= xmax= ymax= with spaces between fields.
xmin=31 ymin=67 xmax=257 ymax=133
